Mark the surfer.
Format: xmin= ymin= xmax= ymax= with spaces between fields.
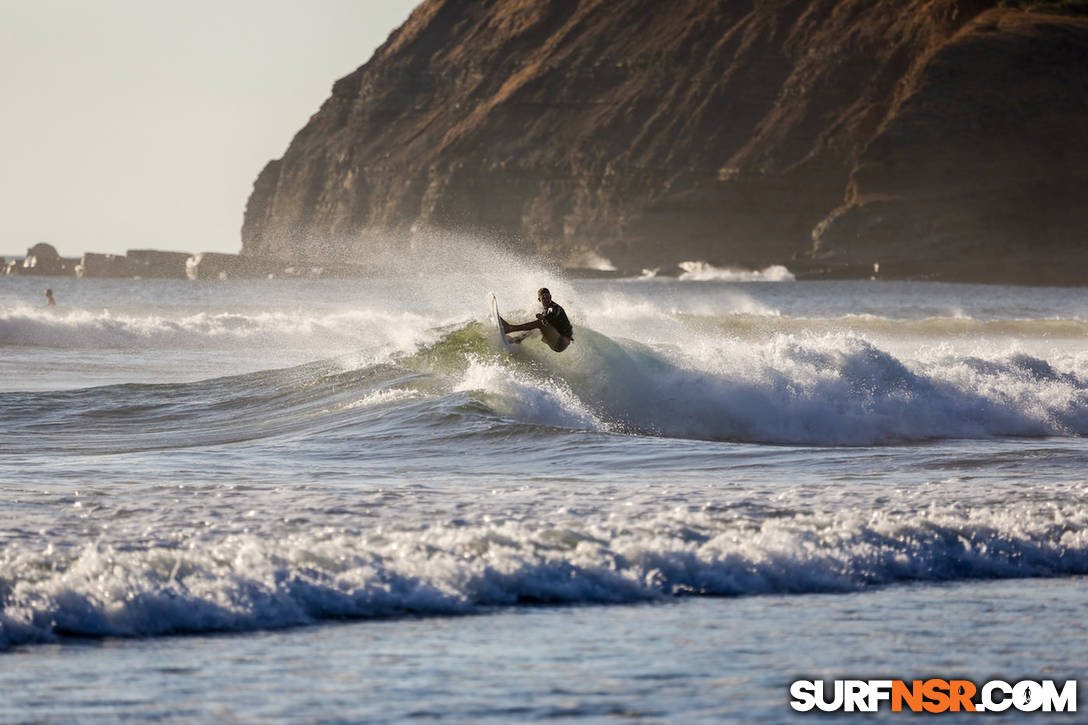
xmin=501 ymin=287 xmax=573 ymax=352
xmin=45 ymin=288 xmax=56 ymax=307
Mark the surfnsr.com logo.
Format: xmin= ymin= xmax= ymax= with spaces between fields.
xmin=789 ymin=679 xmax=1077 ymax=713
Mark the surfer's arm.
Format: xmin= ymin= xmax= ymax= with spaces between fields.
xmin=501 ymin=318 xmax=544 ymax=333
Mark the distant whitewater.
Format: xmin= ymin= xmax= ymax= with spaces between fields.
xmin=677 ymin=261 xmax=796 ymax=282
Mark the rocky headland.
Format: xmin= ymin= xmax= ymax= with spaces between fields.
xmin=242 ymin=0 xmax=1088 ymax=284
xmin=4 ymin=243 xmax=367 ymax=280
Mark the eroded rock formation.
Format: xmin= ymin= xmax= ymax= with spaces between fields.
xmin=242 ymin=0 xmax=1088 ymax=283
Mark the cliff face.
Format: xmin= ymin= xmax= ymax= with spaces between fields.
xmin=242 ymin=0 xmax=1088 ymax=283
xmin=813 ymin=8 xmax=1088 ymax=283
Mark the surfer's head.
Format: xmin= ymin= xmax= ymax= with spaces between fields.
xmin=537 ymin=288 xmax=551 ymax=306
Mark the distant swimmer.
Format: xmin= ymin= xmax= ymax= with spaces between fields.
xmin=500 ymin=287 xmax=573 ymax=352
xmin=45 ymin=288 xmax=56 ymax=306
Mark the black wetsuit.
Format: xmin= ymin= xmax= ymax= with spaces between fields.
xmin=538 ymin=302 xmax=573 ymax=339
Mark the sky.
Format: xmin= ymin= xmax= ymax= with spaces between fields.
xmin=0 ymin=0 xmax=420 ymax=258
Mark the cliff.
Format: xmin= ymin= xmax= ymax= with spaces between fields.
xmin=242 ymin=0 xmax=1088 ymax=283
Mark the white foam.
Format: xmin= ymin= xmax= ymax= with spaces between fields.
xmin=3 ymin=501 xmax=1086 ymax=647
xmin=345 ymin=388 xmax=421 ymax=409
xmin=460 ymin=325 xmax=1088 ymax=445
xmin=455 ymin=356 xmax=608 ymax=431
xmin=569 ymin=251 xmax=618 ymax=271
xmin=678 ymin=261 xmax=796 ymax=282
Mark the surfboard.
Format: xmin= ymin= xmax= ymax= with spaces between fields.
xmin=488 ymin=292 xmax=513 ymax=349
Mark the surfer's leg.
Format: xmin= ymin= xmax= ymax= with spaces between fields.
xmin=540 ymin=323 xmax=570 ymax=352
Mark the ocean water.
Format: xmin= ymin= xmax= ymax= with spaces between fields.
xmin=2 ymin=252 xmax=1087 ymax=723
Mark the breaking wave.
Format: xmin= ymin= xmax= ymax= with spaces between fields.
xmin=3 ymin=501 xmax=1086 ymax=648
xmin=455 ymin=325 xmax=1088 ymax=445
xmin=4 ymin=319 xmax=1087 ymax=450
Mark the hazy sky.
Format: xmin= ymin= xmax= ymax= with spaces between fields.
xmin=0 ymin=0 xmax=419 ymax=258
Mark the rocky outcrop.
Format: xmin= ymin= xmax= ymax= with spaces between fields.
xmin=3 ymin=245 xmax=373 ymax=280
xmin=12 ymin=243 xmax=78 ymax=276
xmin=185 ymin=253 xmax=283 ymax=280
xmin=126 ymin=250 xmax=191 ymax=279
xmin=76 ymin=253 xmax=134 ymax=278
xmin=242 ymin=0 xmax=1088 ymax=283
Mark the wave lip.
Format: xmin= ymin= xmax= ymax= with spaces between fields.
xmin=2 ymin=504 xmax=1086 ymax=648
